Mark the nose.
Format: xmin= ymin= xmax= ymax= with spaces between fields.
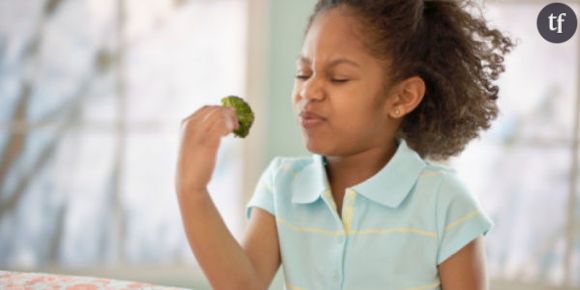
xmin=299 ymin=75 xmax=325 ymax=101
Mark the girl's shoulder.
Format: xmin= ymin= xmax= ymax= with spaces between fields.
xmin=419 ymin=160 xmax=481 ymax=207
xmin=266 ymin=155 xmax=319 ymax=175
xmin=418 ymin=160 xmax=457 ymax=179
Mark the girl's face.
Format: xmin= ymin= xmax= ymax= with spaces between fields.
xmin=292 ymin=7 xmax=399 ymax=156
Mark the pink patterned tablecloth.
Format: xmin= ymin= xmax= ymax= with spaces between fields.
xmin=0 ymin=270 xmax=190 ymax=290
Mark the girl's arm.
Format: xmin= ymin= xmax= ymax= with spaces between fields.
xmin=438 ymin=236 xmax=489 ymax=290
xmin=178 ymin=192 xmax=280 ymax=290
xmin=176 ymin=105 xmax=280 ymax=290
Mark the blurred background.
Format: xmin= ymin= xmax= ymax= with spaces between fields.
xmin=0 ymin=0 xmax=578 ymax=289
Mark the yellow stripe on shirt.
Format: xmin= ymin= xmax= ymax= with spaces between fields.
xmin=342 ymin=189 xmax=357 ymax=234
xmin=352 ymin=227 xmax=436 ymax=238
xmin=402 ymin=281 xmax=441 ymax=290
xmin=278 ymin=218 xmax=343 ymax=237
xmin=444 ymin=210 xmax=480 ymax=232
xmin=277 ymin=218 xmax=436 ymax=238
xmin=285 ymin=283 xmax=305 ymax=290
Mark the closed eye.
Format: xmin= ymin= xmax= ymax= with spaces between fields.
xmin=331 ymin=79 xmax=349 ymax=83
xmin=294 ymin=75 xmax=350 ymax=84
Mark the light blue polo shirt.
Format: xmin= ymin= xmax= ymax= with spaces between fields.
xmin=246 ymin=138 xmax=493 ymax=290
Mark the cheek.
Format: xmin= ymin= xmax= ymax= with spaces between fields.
xmin=334 ymin=102 xmax=384 ymax=133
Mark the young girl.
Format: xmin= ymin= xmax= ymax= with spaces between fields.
xmin=176 ymin=0 xmax=514 ymax=289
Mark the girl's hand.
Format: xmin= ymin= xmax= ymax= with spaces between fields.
xmin=176 ymin=105 xmax=239 ymax=195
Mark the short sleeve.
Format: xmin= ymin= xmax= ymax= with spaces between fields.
xmin=245 ymin=157 xmax=281 ymax=220
xmin=436 ymin=172 xmax=494 ymax=265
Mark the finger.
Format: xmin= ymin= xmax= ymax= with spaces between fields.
xmin=224 ymin=107 xmax=240 ymax=130
xmin=203 ymin=107 xmax=237 ymax=132
xmin=188 ymin=106 xmax=222 ymax=132
xmin=202 ymin=106 xmax=224 ymax=122
xmin=203 ymin=117 xmax=229 ymax=146
xmin=180 ymin=106 xmax=221 ymax=142
xmin=183 ymin=106 xmax=237 ymax=139
xmin=226 ymin=114 xmax=238 ymax=133
xmin=213 ymin=111 xmax=235 ymax=137
xmin=181 ymin=105 xmax=213 ymax=124
xmin=220 ymin=107 xmax=238 ymax=131
xmin=209 ymin=109 xmax=239 ymax=137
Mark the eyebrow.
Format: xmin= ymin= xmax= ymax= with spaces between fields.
xmin=296 ymin=55 xmax=361 ymax=68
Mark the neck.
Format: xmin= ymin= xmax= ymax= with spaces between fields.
xmin=324 ymin=140 xmax=398 ymax=189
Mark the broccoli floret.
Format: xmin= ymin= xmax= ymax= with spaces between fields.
xmin=221 ymin=95 xmax=255 ymax=138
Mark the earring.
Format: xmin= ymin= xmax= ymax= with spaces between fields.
xmin=394 ymin=108 xmax=401 ymax=116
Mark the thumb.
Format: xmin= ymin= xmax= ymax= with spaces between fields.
xmin=225 ymin=108 xmax=240 ymax=133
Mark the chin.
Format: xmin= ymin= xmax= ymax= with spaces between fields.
xmin=302 ymin=136 xmax=322 ymax=154
xmin=302 ymin=136 xmax=333 ymax=156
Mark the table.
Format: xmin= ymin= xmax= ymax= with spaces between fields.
xmin=0 ymin=270 xmax=191 ymax=290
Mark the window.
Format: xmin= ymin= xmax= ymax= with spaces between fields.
xmin=0 ymin=0 xmax=247 ymax=268
xmin=448 ymin=1 xmax=580 ymax=288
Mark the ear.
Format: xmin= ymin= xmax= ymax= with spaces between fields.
xmin=385 ymin=76 xmax=426 ymax=119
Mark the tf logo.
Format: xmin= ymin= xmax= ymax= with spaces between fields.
xmin=537 ymin=2 xmax=578 ymax=43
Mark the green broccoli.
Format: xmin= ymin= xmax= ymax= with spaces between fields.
xmin=221 ymin=95 xmax=255 ymax=138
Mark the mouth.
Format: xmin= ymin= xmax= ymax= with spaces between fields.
xmin=299 ymin=111 xmax=326 ymax=129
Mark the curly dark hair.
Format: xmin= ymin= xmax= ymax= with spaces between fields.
xmin=305 ymin=0 xmax=515 ymax=161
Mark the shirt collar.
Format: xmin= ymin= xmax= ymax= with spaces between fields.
xmin=290 ymin=153 xmax=330 ymax=204
xmin=291 ymin=138 xmax=426 ymax=208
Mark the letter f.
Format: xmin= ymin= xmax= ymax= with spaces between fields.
xmin=557 ymin=13 xmax=567 ymax=33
